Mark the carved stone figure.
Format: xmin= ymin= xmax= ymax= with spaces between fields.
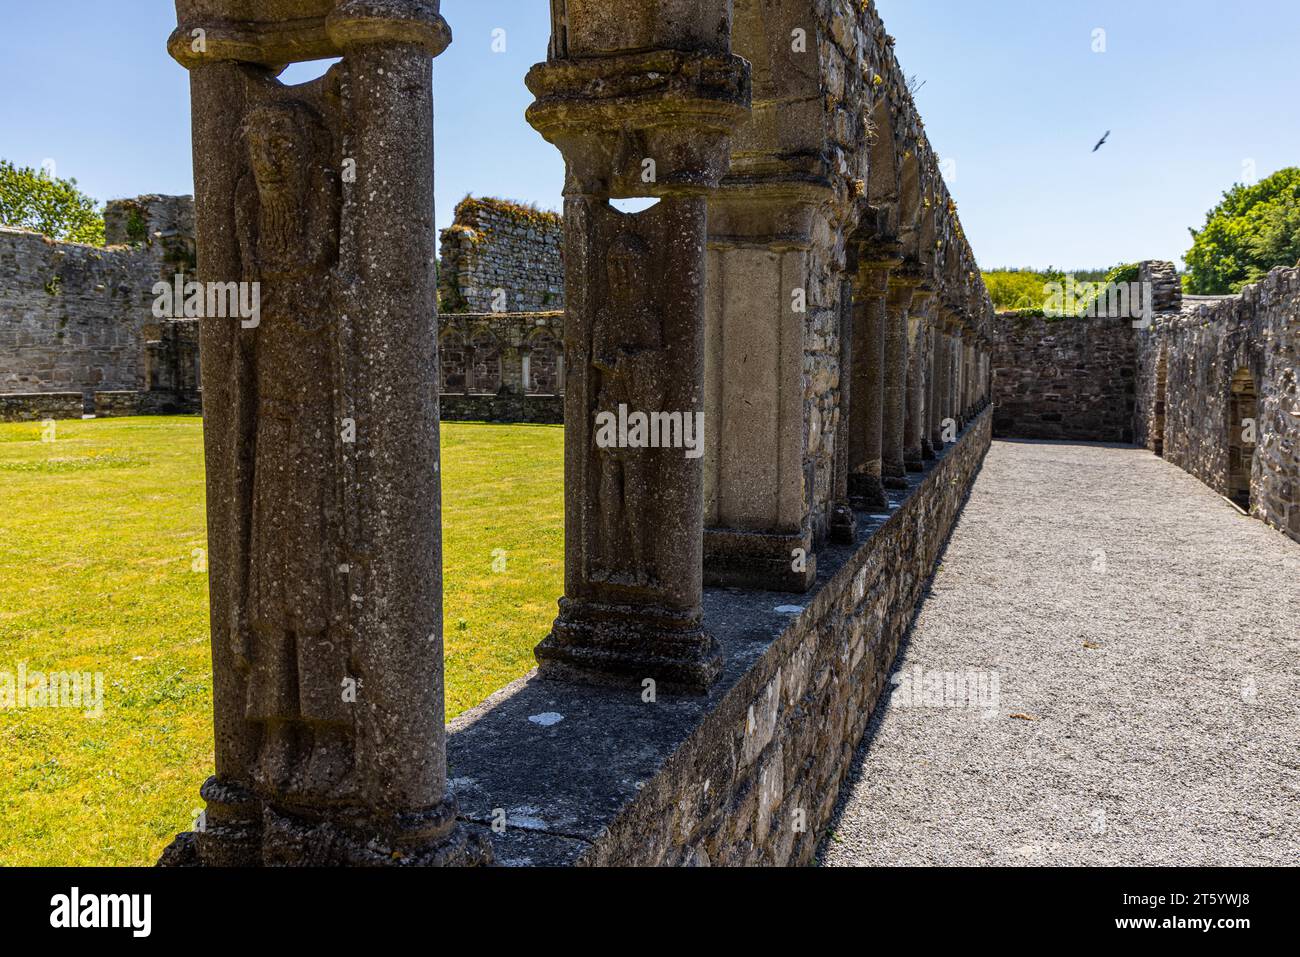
xmin=233 ymin=98 xmax=352 ymax=805
xmin=592 ymin=231 xmax=664 ymax=585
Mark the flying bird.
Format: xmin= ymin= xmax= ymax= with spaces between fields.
xmin=1092 ymin=131 xmax=1110 ymax=152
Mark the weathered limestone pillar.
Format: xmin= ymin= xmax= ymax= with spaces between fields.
xmin=831 ymin=277 xmax=858 ymax=544
xmin=934 ymin=313 xmax=958 ymax=447
xmin=924 ymin=314 xmax=940 ymax=458
xmin=849 ymin=247 xmax=901 ymax=508
xmin=905 ymin=288 xmax=935 ymax=471
xmin=161 ymin=0 xmax=487 ymax=866
xmin=703 ymin=182 xmax=833 ymax=592
xmin=882 ymin=272 xmax=918 ymax=489
xmin=951 ymin=325 xmax=961 ymax=434
xmin=963 ymin=340 xmax=975 ymax=420
xmin=526 ymin=1 xmax=750 ymax=690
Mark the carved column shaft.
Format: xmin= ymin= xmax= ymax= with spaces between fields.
xmin=831 ymin=276 xmax=858 ymax=543
xmin=955 ymin=334 xmax=965 ymax=424
xmin=162 ymin=1 xmax=486 ymax=867
xmin=849 ymin=259 xmax=895 ymax=507
xmin=905 ymin=290 xmax=934 ymax=470
xmin=526 ymin=5 xmax=750 ymax=691
xmin=925 ymin=313 xmax=940 ymax=456
xmin=703 ymin=184 xmax=831 ymax=592
xmin=882 ymin=277 xmax=915 ymax=488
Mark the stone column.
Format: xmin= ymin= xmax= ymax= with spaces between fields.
xmin=882 ymin=273 xmax=917 ymax=489
xmin=924 ymin=314 xmax=940 ymax=458
xmin=950 ymin=324 xmax=965 ymax=433
xmin=905 ymin=288 xmax=935 ymax=471
xmin=161 ymin=0 xmax=487 ymax=867
xmin=831 ymin=276 xmax=858 ymax=543
xmin=963 ymin=340 xmax=975 ymax=420
xmin=526 ymin=2 xmax=750 ymax=691
xmin=849 ymin=248 xmax=900 ymax=508
xmin=930 ymin=314 xmax=949 ymax=449
xmin=703 ymin=182 xmax=833 ymax=592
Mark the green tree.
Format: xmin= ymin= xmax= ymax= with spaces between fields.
xmin=1184 ymin=168 xmax=1300 ymax=294
xmin=0 ymin=160 xmax=105 ymax=246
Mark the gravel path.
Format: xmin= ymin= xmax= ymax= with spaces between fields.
xmin=819 ymin=440 xmax=1300 ymax=866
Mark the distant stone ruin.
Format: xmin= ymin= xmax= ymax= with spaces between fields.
xmin=438 ymin=196 xmax=564 ymax=314
xmin=0 ymin=195 xmax=200 ymax=421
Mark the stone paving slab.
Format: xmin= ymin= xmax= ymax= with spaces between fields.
xmin=819 ymin=439 xmax=1300 ymax=866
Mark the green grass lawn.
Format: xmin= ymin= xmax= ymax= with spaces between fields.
xmin=0 ymin=416 xmax=562 ymax=866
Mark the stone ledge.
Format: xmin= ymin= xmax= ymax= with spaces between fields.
xmin=446 ymin=406 xmax=993 ymax=866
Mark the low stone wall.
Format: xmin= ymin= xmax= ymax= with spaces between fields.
xmin=0 ymin=391 xmax=83 ymax=423
xmin=447 ymin=407 xmax=993 ymax=866
xmin=991 ymin=315 xmax=1136 ymax=442
xmin=440 ymin=393 xmax=563 ymax=425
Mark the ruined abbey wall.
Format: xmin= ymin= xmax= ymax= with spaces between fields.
xmin=438 ymin=197 xmax=564 ymax=314
xmin=992 ymin=316 xmax=1137 ymax=443
xmin=1135 ymin=267 xmax=1300 ymax=542
xmin=0 ymin=195 xmax=198 ymax=421
xmin=438 ymin=311 xmax=565 ymax=424
xmin=992 ymin=261 xmax=1299 ymax=544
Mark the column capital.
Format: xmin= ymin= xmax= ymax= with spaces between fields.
xmin=526 ymin=50 xmax=751 ymax=197
xmin=168 ymin=0 xmax=451 ymax=69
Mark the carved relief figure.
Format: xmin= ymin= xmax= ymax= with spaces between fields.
xmin=591 ymin=230 xmax=664 ymax=586
xmin=232 ymin=97 xmax=352 ymax=805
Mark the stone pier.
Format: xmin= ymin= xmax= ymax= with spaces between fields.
xmin=882 ymin=270 xmax=918 ymax=488
xmin=160 ymin=0 xmax=486 ymax=867
xmin=525 ymin=0 xmax=751 ymax=692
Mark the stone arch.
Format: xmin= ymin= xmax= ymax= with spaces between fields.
xmin=1227 ymin=366 xmax=1258 ymax=510
xmin=469 ymin=327 xmax=502 ymax=395
xmin=439 ymin=327 xmax=468 ymax=394
xmin=525 ymin=328 xmax=562 ymax=395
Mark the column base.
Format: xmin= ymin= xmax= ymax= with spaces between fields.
xmin=830 ymin=503 xmax=857 ymax=545
xmin=849 ymin=472 xmax=888 ymax=510
xmin=921 ymin=438 xmax=936 ymax=460
xmin=882 ymin=461 xmax=909 ymax=491
xmin=930 ymin=430 xmax=945 ymax=451
xmin=158 ymin=776 xmax=492 ymax=867
xmin=704 ymin=528 xmax=817 ymax=593
xmin=536 ymin=597 xmax=722 ymax=693
xmin=904 ymin=454 xmax=924 ymax=473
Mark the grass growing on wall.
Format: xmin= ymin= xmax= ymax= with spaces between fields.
xmin=0 ymin=416 xmax=563 ymax=866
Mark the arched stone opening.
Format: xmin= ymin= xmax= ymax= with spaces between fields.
xmin=1227 ymin=367 xmax=1258 ymax=510
xmin=470 ymin=329 xmax=502 ymax=395
xmin=525 ymin=331 xmax=562 ymax=395
xmin=439 ymin=329 xmax=468 ymax=394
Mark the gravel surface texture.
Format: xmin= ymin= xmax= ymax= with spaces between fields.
xmin=818 ymin=440 xmax=1300 ymax=866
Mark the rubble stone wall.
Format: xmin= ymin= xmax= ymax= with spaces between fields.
xmin=1135 ymin=266 xmax=1299 ymax=542
xmin=0 ymin=195 xmax=197 ymax=416
xmin=438 ymin=197 xmax=564 ymax=314
xmin=991 ymin=315 xmax=1137 ymax=443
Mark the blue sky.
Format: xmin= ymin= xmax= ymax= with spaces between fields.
xmin=0 ymin=1 xmax=1295 ymax=270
